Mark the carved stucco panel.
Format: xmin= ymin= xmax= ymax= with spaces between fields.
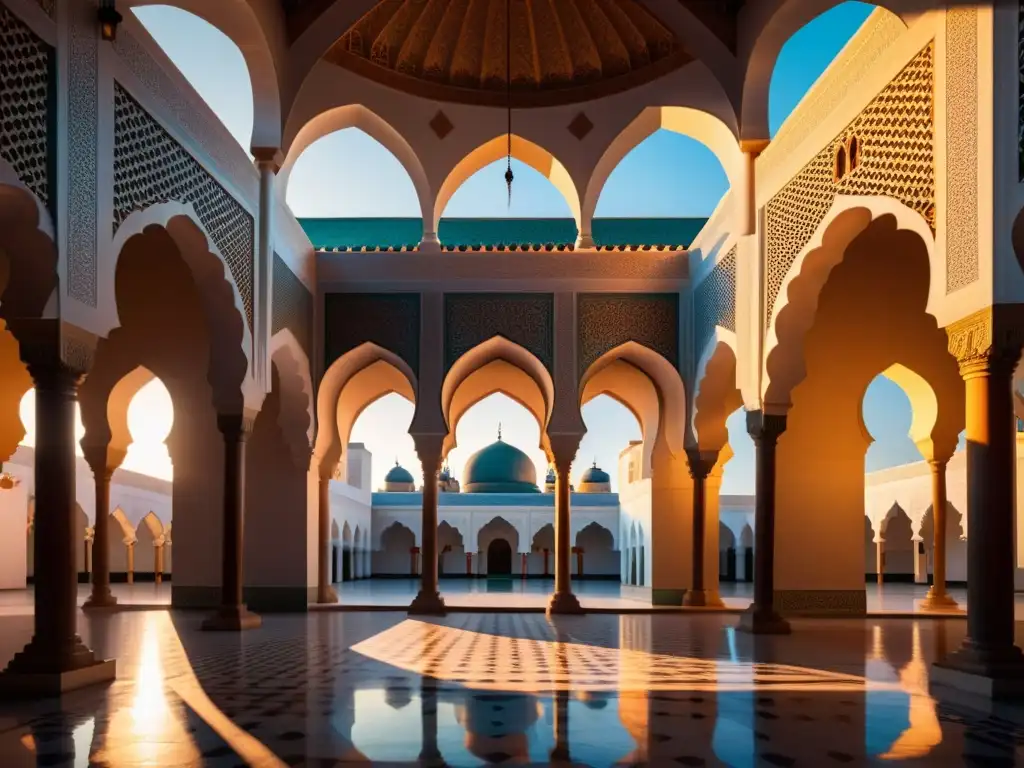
xmin=444 ymin=293 xmax=554 ymax=372
xmin=323 ymin=292 xmax=421 ymax=375
xmin=68 ymin=0 xmax=99 ymax=306
xmin=576 ymin=293 xmax=679 ymax=378
xmin=693 ymin=247 xmax=737 ymax=358
xmin=271 ymin=253 xmax=313 ymax=357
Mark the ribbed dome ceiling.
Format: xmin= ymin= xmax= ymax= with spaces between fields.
xmin=324 ymin=0 xmax=689 ymax=106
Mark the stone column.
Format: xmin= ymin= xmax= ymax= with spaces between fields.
xmin=736 ymin=140 xmax=769 ymax=236
xmin=0 ymin=328 xmax=114 ymax=694
xmin=251 ymin=150 xmax=279 ymax=392
xmin=409 ymin=435 xmax=445 ymax=615
xmin=316 ymin=474 xmax=338 ymax=603
xmin=203 ymin=414 xmax=261 ymax=631
xmin=125 ymin=541 xmax=135 ymax=585
xmin=684 ymin=450 xmax=716 ymax=607
xmin=466 ymin=552 xmax=472 ymax=576
xmin=933 ymin=307 xmax=1024 ymax=697
xmin=875 ymin=537 xmax=884 ymax=586
xmin=521 ymin=552 xmax=528 ymax=578
xmin=154 ymin=542 xmax=164 ymax=585
xmin=548 ymin=434 xmax=583 ymax=615
xmin=921 ymin=459 xmax=959 ymax=610
xmin=82 ymin=446 xmax=121 ymax=609
xmin=738 ymin=411 xmax=790 ymax=634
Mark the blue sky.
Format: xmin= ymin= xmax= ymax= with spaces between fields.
xmin=136 ymin=2 xmax=931 ymax=493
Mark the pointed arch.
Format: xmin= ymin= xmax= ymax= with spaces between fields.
xmin=580 ymin=362 xmax=658 ymax=480
xmin=111 ymin=507 xmax=137 ymax=545
xmin=583 ymin=106 xmax=741 ymax=238
xmin=441 ymin=336 xmax=555 ymax=460
xmin=279 ymin=104 xmax=431 ymax=222
xmin=315 ymin=342 xmax=417 ymax=480
xmin=692 ymin=331 xmax=743 ymax=453
xmin=579 ymin=341 xmax=687 ymax=460
xmin=434 ymin=135 xmax=581 ymax=235
xmin=0 ymin=157 xmax=57 ymax=322
xmin=269 ymin=329 xmax=315 ymax=466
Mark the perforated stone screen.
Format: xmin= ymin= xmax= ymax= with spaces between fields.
xmin=765 ymin=44 xmax=934 ymax=324
xmin=113 ymin=84 xmax=255 ymax=329
xmin=272 ymin=253 xmax=313 ymax=357
xmin=577 ymin=293 xmax=679 ymax=378
xmin=693 ymin=247 xmax=737 ymax=358
xmin=0 ymin=5 xmax=53 ymax=208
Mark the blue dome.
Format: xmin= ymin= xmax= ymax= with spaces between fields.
xmin=463 ymin=439 xmax=539 ymax=493
xmin=385 ymin=462 xmax=414 ymax=484
xmin=580 ymin=463 xmax=610 ymax=484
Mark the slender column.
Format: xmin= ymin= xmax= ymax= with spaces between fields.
xmin=409 ymin=435 xmax=445 ymax=615
xmin=203 ymin=414 xmax=261 ymax=631
xmin=0 ymin=337 xmax=114 ymax=693
xmin=875 ymin=538 xmax=884 ymax=586
xmin=521 ymin=552 xmax=528 ymax=578
xmin=548 ymin=434 xmax=583 ymax=615
xmin=684 ymin=451 xmax=716 ymax=607
xmin=921 ymin=459 xmax=959 ymax=610
xmin=154 ymin=543 xmax=164 ymax=585
xmin=82 ymin=449 xmax=118 ymax=609
xmin=251 ymin=151 xmax=279 ymax=392
xmin=736 ymin=140 xmax=769 ymax=236
xmin=932 ymin=308 xmax=1024 ymax=696
xmin=738 ymin=411 xmax=790 ymax=634
xmin=126 ymin=542 xmax=135 ymax=585
xmin=466 ymin=552 xmax=472 ymax=576
xmin=419 ymin=676 xmax=441 ymax=765
xmin=317 ymin=474 xmax=338 ymax=603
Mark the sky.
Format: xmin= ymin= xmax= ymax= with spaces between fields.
xmin=39 ymin=1 xmax=935 ymax=494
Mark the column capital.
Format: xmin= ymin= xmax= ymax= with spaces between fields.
xmin=547 ymin=433 xmax=583 ymax=473
xmin=411 ymin=433 xmax=444 ymax=470
xmin=9 ymin=319 xmax=96 ymax=384
xmin=745 ymin=410 xmax=786 ymax=443
xmin=685 ymin=449 xmax=718 ymax=481
xmin=946 ymin=305 xmax=1024 ymax=378
xmin=251 ymin=146 xmax=283 ymax=172
xmin=217 ymin=413 xmax=256 ymax=442
xmin=739 ymin=138 xmax=771 ymax=156
xmin=80 ymin=443 xmax=126 ymax=478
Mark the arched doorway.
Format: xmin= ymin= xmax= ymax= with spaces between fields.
xmin=487 ymin=538 xmax=513 ymax=577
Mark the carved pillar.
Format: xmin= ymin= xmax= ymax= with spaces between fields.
xmin=921 ymin=459 xmax=959 ymax=610
xmin=548 ymin=434 xmax=583 ymax=615
xmin=125 ymin=541 xmax=135 ymax=585
xmin=203 ymin=414 xmax=261 ymax=631
xmin=0 ymin=326 xmax=114 ymax=693
xmin=738 ymin=411 xmax=790 ymax=635
xmin=317 ymin=473 xmax=338 ymax=603
xmin=933 ymin=308 xmax=1024 ymax=694
xmin=684 ymin=450 xmax=716 ymax=607
xmin=409 ymin=435 xmax=445 ymax=615
xmin=82 ymin=447 xmax=120 ymax=609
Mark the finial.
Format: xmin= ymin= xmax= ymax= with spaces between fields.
xmin=395 ymin=457 xmax=399 ymax=466
xmin=593 ymin=458 xmax=598 ymax=468
xmin=498 ymin=422 xmax=502 ymax=441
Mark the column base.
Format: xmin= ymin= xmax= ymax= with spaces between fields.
xmin=932 ymin=646 xmax=1024 ymax=699
xmin=683 ymin=589 xmax=707 ymax=607
xmin=408 ymin=590 xmax=446 ymax=616
xmin=201 ymin=605 xmax=262 ymax=632
xmin=736 ymin=606 xmax=791 ymax=635
xmin=918 ymin=591 xmax=962 ymax=613
xmin=0 ymin=636 xmax=116 ymax=698
xmin=82 ymin=591 xmax=119 ymax=611
xmin=547 ymin=591 xmax=584 ymax=615
xmin=316 ymin=586 xmax=339 ymax=605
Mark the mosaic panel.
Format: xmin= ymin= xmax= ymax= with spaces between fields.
xmin=765 ymin=44 xmax=934 ymax=323
xmin=945 ymin=8 xmax=978 ymax=293
xmin=323 ymin=292 xmax=420 ymax=375
xmin=577 ymin=293 xmax=679 ymax=378
xmin=271 ymin=253 xmax=312 ymax=357
xmin=67 ymin=0 xmax=98 ymax=306
xmin=0 ymin=4 xmax=52 ymax=208
xmin=693 ymin=247 xmax=737 ymax=357
xmin=444 ymin=293 xmax=554 ymax=372
xmin=113 ymin=84 xmax=255 ymax=328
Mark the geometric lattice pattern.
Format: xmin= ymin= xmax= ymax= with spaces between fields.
xmin=577 ymin=293 xmax=679 ymax=378
xmin=693 ymin=247 xmax=737 ymax=358
xmin=444 ymin=293 xmax=554 ymax=372
xmin=323 ymin=292 xmax=421 ymax=375
xmin=113 ymin=84 xmax=255 ymax=328
xmin=271 ymin=253 xmax=313 ymax=357
xmin=765 ymin=44 xmax=934 ymax=323
xmin=0 ymin=5 xmax=53 ymax=207
xmin=945 ymin=9 xmax=979 ymax=293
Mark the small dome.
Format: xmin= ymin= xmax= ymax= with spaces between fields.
xmin=385 ymin=461 xmax=414 ymax=485
xmin=580 ymin=463 xmax=610 ymax=485
xmin=463 ymin=433 xmax=539 ymax=494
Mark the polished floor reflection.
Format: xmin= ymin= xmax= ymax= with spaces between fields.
xmin=1 ymin=611 xmax=1024 ymax=766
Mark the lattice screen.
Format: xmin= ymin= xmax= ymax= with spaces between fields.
xmin=272 ymin=253 xmax=312 ymax=357
xmin=0 ymin=5 xmax=52 ymax=208
xmin=113 ymin=84 xmax=255 ymax=328
xmin=693 ymin=247 xmax=737 ymax=358
xmin=765 ymin=44 xmax=934 ymax=324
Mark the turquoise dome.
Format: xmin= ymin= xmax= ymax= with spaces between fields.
xmin=385 ymin=463 xmax=414 ymax=485
xmin=463 ymin=439 xmax=539 ymax=493
xmin=580 ymin=464 xmax=610 ymax=484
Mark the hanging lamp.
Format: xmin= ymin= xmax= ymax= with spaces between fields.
xmin=504 ymin=0 xmax=513 ymax=207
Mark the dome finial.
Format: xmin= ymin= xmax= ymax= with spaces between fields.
xmin=498 ymin=422 xmax=502 ymax=441
xmin=593 ymin=458 xmax=598 ymax=468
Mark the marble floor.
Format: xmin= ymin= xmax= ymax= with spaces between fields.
xmin=1 ymin=611 xmax=1024 ymax=766
xmin=0 ymin=580 xmax=1012 ymax=615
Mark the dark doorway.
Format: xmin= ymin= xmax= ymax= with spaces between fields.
xmin=342 ymin=549 xmax=352 ymax=582
xmin=723 ymin=547 xmax=737 ymax=582
xmin=487 ymin=538 xmax=513 ymax=576
xmin=744 ymin=547 xmax=754 ymax=582
xmin=332 ymin=544 xmax=339 ymax=584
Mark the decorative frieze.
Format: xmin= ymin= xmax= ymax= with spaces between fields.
xmin=444 ymin=293 xmax=554 ymax=372
xmin=271 ymin=253 xmax=312 ymax=357
xmin=577 ymin=293 xmax=679 ymax=378
xmin=693 ymin=247 xmax=737 ymax=357
xmin=945 ymin=306 xmax=1024 ymax=375
xmin=113 ymin=84 xmax=255 ymax=329
xmin=765 ymin=44 xmax=934 ymax=323
xmin=323 ymin=293 xmax=421 ymax=374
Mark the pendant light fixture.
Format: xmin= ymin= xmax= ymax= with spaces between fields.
xmin=504 ymin=0 xmax=513 ymax=207
xmin=98 ymin=0 xmax=123 ymax=42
